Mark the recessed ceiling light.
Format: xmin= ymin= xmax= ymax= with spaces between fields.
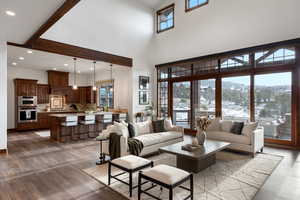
xmin=64 ymin=64 xmax=68 ymax=66
xmin=19 ymin=57 xmax=24 ymax=60
xmin=12 ymin=62 xmax=17 ymax=66
xmin=53 ymin=68 xmax=57 ymax=71
xmin=6 ymin=10 xmax=16 ymax=16
xmin=27 ymin=50 xmax=33 ymax=54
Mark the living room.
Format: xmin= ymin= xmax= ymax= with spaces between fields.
xmin=0 ymin=0 xmax=300 ymax=200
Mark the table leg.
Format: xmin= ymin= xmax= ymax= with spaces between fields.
xmin=96 ymin=140 xmax=109 ymax=165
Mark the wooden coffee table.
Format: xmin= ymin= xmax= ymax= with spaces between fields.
xmin=159 ymin=139 xmax=230 ymax=173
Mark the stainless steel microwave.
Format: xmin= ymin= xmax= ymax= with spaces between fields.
xmin=18 ymin=96 xmax=37 ymax=107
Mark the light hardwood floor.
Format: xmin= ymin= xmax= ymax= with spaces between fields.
xmin=1 ymin=132 xmax=299 ymax=200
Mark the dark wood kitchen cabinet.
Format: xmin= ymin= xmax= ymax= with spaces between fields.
xmin=14 ymin=79 xmax=38 ymax=96
xmin=86 ymin=86 xmax=97 ymax=104
xmin=37 ymin=113 xmax=50 ymax=129
xmin=48 ymin=70 xmax=69 ymax=88
xmin=79 ymin=87 xmax=87 ymax=104
xmin=37 ymin=84 xmax=50 ymax=104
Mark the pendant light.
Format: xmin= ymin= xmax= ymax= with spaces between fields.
xmin=72 ymin=58 xmax=78 ymax=90
xmin=92 ymin=61 xmax=97 ymax=91
xmin=110 ymin=64 xmax=113 ymax=92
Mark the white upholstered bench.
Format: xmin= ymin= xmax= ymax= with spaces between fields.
xmin=108 ymin=155 xmax=153 ymax=197
xmin=138 ymin=164 xmax=193 ymax=200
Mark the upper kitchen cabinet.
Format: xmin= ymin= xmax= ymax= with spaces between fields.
xmin=37 ymin=84 xmax=50 ymax=104
xmin=14 ymin=79 xmax=38 ymax=96
xmin=48 ymin=70 xmax=69 ymax=88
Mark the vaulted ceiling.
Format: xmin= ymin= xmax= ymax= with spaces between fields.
xmin=0 ymin=0 xmax=65 ymax=43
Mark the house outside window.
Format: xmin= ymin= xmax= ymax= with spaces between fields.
xmin=157 ymin=4 xmax=174 ymax=33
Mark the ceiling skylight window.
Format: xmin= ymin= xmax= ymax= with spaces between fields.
xmin=157 ymin=4 xmax=174 ymax=33
xmin=186 ymin=0 xmax=209 ymax=12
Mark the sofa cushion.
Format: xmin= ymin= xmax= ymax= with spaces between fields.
xmin=164 ymin=117 xmax=173 ymax=130
xmin=206 ymin=117 xmax=221 ymax=131
xmin=152 ymin=120 xmax=166 ymax=133
xmin=230 ymin=122 xmax=244 ymax=135
xmin=242 ymin=122 xmax=258 ymax=136
xmin=207 ymin=131 xmax=251 ymax=145
xmin=135 ymin=131 xmax=182 ymax=147
xmin=221 ymin=120 xmax=233 ymax=132
xmin=133 ymin=121 xmax=152 ymax=136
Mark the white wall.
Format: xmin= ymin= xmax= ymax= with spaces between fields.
xmin=0 ymin=41 xmax=7 ymax=150
xmin=153 ymin=0 xmax=300 ymax=64
xmin=7 ymin=66 xmax=91 ymax=129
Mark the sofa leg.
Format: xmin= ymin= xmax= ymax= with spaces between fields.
xmin=260 ymin=147 xmax=264 ymax=153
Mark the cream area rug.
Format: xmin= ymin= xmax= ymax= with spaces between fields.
xmin=83 ymin=152 xmax=282 ymax=200
xmin=34 ymin=130 xmax=50 ymax=137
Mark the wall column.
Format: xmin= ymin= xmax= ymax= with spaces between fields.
xmin=0 ymin=41 xmax=7 ymax=150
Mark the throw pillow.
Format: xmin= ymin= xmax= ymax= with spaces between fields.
xmin=133 ymin=120 xmax=151 ymax=136
xmin=206 ymin=117 xmax=221 ymax=131
xmin=230 ymin=122 xmax=244 ymax=135
xmin=128 ymin=122 xmax=136 ymax=138
xmin=221 ymin=120 xmax=233 ymax=132
xmin=164 ymin=117 xmax=173 ymax=130
xmin=152 ymin=120 xmax=166 ymax=133
xmin=242 ymin=122 xmax=258 ymax=136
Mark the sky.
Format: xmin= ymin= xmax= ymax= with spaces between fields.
xmin=223 ymin=72 xmax=291 ymax=86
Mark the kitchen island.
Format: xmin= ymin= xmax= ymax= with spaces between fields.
xmin=49 ymin=112 xmax=127 ymax=142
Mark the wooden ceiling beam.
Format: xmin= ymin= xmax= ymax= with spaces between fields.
xmin=25 ymin=0 xmax=81 ymax=46
xmin=8 ymin=39 xmax=133 ymax=67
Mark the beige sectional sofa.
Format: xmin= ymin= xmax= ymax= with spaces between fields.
xmin=206 ymin=118 xmax=264 ymax=157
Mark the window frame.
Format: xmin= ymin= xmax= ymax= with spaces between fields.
xmin=185 ymin=0 xmax=209 ymax=12
xmin=156 ymin=40 xmax=300 ymax=145
xmin=156 ymin=4 xmax=175 ymax=34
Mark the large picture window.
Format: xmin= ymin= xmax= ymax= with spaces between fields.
xmin=172 ymin=81 xmax=191 ymax=129
xmin=158 ymin=81 xmax=168 ymax=118
xmin=192 ymin=79 xmax=216 ymax=129
xmin=222 ymin=76 xmax=250 ymax=122
xmin=99 ymin=82 xmax=114 ymax=109
xmin=255 ymin=72 xmax=292 ymax=141
xmin=156 ymin=41 xmax=298 ymax=145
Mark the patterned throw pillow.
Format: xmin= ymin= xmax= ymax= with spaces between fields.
xmin=230 ymin=122 xmax=244 ymax=135
xmin=152 ymin=120 xmax=166 ymax=133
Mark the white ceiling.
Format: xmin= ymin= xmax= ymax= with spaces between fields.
xmin=7 ymin=45 xmax=122 ymax=74
xmin=0 ymin=0 xmax=65 ymax=44
xmin=140 ymin=0 xmax=163 ymax=9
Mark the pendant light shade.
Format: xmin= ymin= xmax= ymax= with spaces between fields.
xmin=110 ymin=64 xmax=113 ymax=92
xmin=92 ymin=61 xmax=97 ymax=91
xmin=73 ymin=58 xmax=78 ymax=90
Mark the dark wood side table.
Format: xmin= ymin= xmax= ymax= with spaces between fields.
xmin=96 ymin=135 xmax=110 ymax=165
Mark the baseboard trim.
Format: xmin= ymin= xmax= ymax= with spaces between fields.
xmin=7 ymin=128 xmax=16 ymax=133
xmin=265 ymin=143 xmax=300 ymax=150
